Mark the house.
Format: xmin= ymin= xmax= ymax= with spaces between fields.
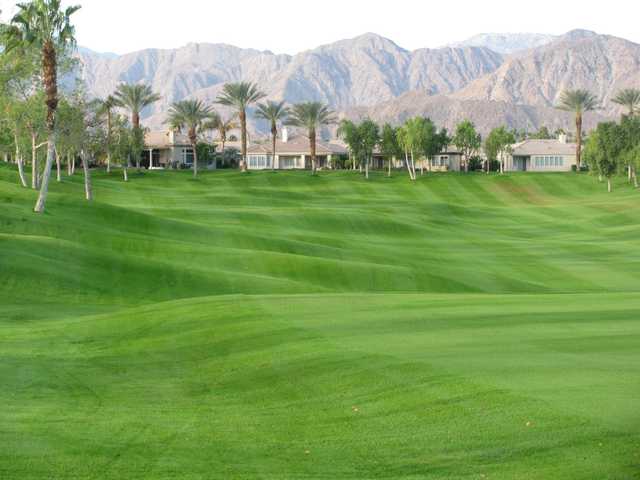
xmin=246 ymin=128 xmax=347 ymax=170
xmin=429 ymin=147 xmax=464 ymax=172
xmin=506 ymin=135 xmax=578 ymax=172
xmin=143 ymin=130 xmax=195 ymax=169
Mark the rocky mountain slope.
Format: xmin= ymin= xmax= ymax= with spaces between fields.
xmin=453 ymin=30 xmax=640 ymax=116
xmin=75 ymin=30 xmax=639 ymax=134
xmin=76 ymin=33 xmax=503 ymax=128
xmin=448 ymin=33 xmax=557 ymax=54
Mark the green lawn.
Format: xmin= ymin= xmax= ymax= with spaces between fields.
xmin=1 ymin=165 xmax=639 ymax=479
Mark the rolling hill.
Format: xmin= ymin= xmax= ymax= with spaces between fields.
xmin=1 ymin=164 xmax=640 ymax=478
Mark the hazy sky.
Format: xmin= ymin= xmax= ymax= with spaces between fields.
xmin=1 ymin=0 xmax=638 ymax=55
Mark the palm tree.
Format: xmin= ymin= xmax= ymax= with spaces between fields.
xmin=255 ymin=101 xmax=289 ymax=172
xmin=214 ymin=116 xmax=237 ymax=164
xmin=166 ymin=99 xmax=213 ymax=178
xmin=96 ymin=95 xmax=118 ymax=173
xmin=4 ymin=0 xmax=80 ymax=213
xmin=557 ymin=89 xmax=598 ymax=172
xmin=612 ymin=88 xmax=640 ymax=117
xmin=216 ymin=82 xmax=265 ymax=172
xmin=113 ymin=83 xmax=161 ymax=170
xmin=286 ymin=102 xmax=336 ymax=175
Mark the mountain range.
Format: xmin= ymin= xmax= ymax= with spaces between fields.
xmin=75 ymin=30 xmax=640 ymax=136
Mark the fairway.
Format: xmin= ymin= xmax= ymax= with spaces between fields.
xmin=1 ymin=165 xmax=639 ymax=479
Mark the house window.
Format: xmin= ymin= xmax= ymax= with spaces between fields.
xmin=247 ymin=155 xmax=272 ymax=169
xmin=533 ymin=155 xmax=565 ymax=168
xmin=183 ymin=148 xmax=194 ymax=165
xmin=432 ymin=156 xmax=449 ymax=167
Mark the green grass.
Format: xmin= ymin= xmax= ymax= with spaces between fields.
xmin=1 ymin=164 xmax=639 ymax=479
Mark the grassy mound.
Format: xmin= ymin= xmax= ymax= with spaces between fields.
xmin=1 ymin=165 xmax=639 ymax=478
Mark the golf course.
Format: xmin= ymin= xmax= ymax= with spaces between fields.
xmin=1 ymin=164 xmax=639 ymax=479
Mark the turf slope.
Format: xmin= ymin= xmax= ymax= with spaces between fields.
xmin=1 ymin=165 xmax=639 ymax=479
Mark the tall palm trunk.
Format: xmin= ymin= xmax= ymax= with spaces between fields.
xmin=575 ymin=113 xmax=583 ymax=172
xmin=81 ymin=149 xmax=92 ymax=201
xmin=309 ymin=128 xmax=316 ymax=175
xmin=271 ymin=124 xmax=277 ymax=172
xmin=220 ymin=137 xmax=226 ymax=168
xmin=34 ymin=40 xmax=58 ymax=214
xmin=133 ymin=112 xmax=141 ymax=171
xmin=239 ymin=109 xmax=248 ymax=172
xmin=106 ymin=110 xmax=112 ymax=173
xmin=190 ymin=129 xmax=198 ymax=178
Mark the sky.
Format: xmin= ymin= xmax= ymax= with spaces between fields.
xmin=1 ymin=0 xmax=639 ymax=55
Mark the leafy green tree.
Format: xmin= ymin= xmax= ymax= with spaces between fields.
xmin=4 ymin=0 xmax=80 ymax=213
xmin=113 ymin=83 xmax=160 ymax=171
xmin=618 ymin=115 xmax=640 ymax=185
xmin=216 ymin=82 xmax=265 ymax=172
xmin=337 ymin=119 xmax=361 ymax=171
xmin=453 ymin=120 xmax=481 ymax=173
xmin=612 ymin=88 xmax=640 ymax=117
xmin=583 ymin=122 xmax=623 ymax=192
xmin=484 ymin=127 xmax=516 ymax=174
xmin=358 ymin=119 xmax=380 ymax=180
xmin=167 ymin=99 xmax=213 ymax=178
xmin=380 ymin=123 xmax=401 ymax=177
xmin=111 ymin=116 xmax=143 ymax=182
xmin=420 ymin=121 xmax=448 ymax=175
xmin=286 ymin=102 xmax=336 ymax=175
xmin=255 ymin=100 xmax=289 ymax=172
xmin=557 ymin=89 xmax=599 ymax=172
xmin=532 ymin=126 xmax=552 ymax=139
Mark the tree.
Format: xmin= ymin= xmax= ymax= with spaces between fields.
xmin=111 ymin=117 xmax=140 ymax=182
xmin=484 ymin=127 xmax=516 ymax=174
xmin=557 ymin=89 xmax=598 ymax=172
xmin=619 ymin=115 xmax=640 ymax=185
xmin=96 ymin=95 xmax=118 ymax=173
xmin=380 ymin=123 xmax=401 ymax=177
xmin=583 ymin=122 xmax=623 ymax=192
xmin=4 ymin=0 xmax=80 ymax=213
xmin=419 ymin=121 xmax=448 ymax=175
xmin=113 ymin=83 xmax=160 ymax=171
xmin=203 ymin=114 xmax=237 ymax=167
xmin=612 ymin=88 xmax=640 ymax=117
xmin=167 ymin=99 xmax=213 ymax=178
xmin=255 ymin=100 xmax=289 ymax=172
xmin=286 ymin=102 xmax=336 ymax=175
xmin=358 ymin=119 xmax=380 ymax=180
xmin=532 ymin=126 xmax=553 ymax=140
xmin=453 ymin=120 xmax=481 ymax=173
xmin=337 ymin=119 xmax=362 ymax=171
xmin=216 ymin=82 xmax=265 ymax=172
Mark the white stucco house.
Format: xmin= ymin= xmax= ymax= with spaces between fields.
xmin=246 ymin=128 xmax=347 ymax=170
xmin=505 ymin=136 xmax=579 ymax=172
xmin=143 ymin=130 xmax=195 ymax=169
